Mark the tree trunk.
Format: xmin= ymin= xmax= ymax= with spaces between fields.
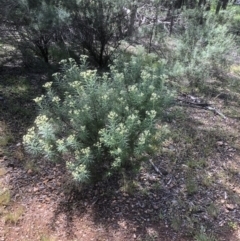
xmin=215 ymin=0 xmax=222 ymax=14
xmin=169 ymin=5 xmax=175 ymax=36
xmin=198 ymin=0 xmax=206 ymax=7
xmin=216 ymin=0 xmax=229 ymax=14
xmin=38 ymin=44 xmax=49 ymax=63
xmin=127 ymin=5 xmax=137 ymax=37
xmin=222 ymin=0 xmax=229 ymax=9
xmin=35 ymin=37 xmax=49 ymax=63
xmin=174 ymin=0 xmax=184 ymax=9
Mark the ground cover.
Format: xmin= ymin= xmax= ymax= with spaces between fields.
xmin=0 ymin=60 xmax=240 ymax=241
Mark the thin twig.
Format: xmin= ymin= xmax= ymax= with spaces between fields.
xmin=149 ymin=159 xmax=162 ymax=176
xmin=176 ymin=96 xmax=227 ymax=119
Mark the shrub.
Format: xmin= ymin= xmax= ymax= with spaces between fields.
xmin=63 ymin=0 xmax=137 ymax=68
xmin=169 ymin=9 xmax=235 ymax=87
xmin=1 ymin=0 xmax=70 ymax=67
xmin=23 ymin=49 xmax=171 ymax=184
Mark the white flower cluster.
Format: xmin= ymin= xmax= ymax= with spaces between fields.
xmin=23 ymin=127 xmax=36 ymax=145
xmin=80 ymin=70 xmax=97 ymax=80
xmin=67 ymin=162 xmax=88 ymax=182
xmin=43 ymin=143 xmax=54 ymax=154
xmin=150 ymin=92 xmax=158 ymax=102
xmin=116 ymin=123 xmax=127 ymax=135
xmin=66 ymin=134 xmax=76 ymax=146
xmin=127 ymin=114 xmax=138 ymax=121
xmin=146 ymin=110 xmax=157 ymax=119
xmin=81 ymin=147 xmax=91 ymax=158
xmin=43 ymin=82 xmax=53 ymax=89
xmin=35 ymin=115 xmax=48 ymax=126
xmin=33 ymin=95 xmax=44 ymax=104
xmin=141 ymin=70 xmax=151 ymax=81
xmin=128 ymin=84 xmax=137 ymax=92
xmin=138 ymin=130 xmax=150 ymax=145
xmin=52 ymin=96 xmax=60 ymax=103
xmin=102 ymin=94 xmax=109 ymax=101
xmin=56 ymin=139 xmax=64 ymax=146
xmin=108 ymin=111 xmax=118 ymax=120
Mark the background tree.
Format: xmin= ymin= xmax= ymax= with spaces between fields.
xmin=0 ymin=0 xmax=238 ymax=71
xmin=0 ymin=0 xmax=70 ymax=67
xmin=61 ymin=0 xmax=140 ymax=67
xmin=216 ymin=0 xmax=230 ymax=14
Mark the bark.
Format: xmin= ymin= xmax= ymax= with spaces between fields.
xmin=174 ymin=0 xmax=184 ymax=9
xmin=216 ymin=0 xmax=229 ymax=14
xmin=222 ymin=0 xmax=229 ymax=9
xmin=215 ymin=1 xmax=222 ymax=14
xmin=127 ymin=5 xmax=137 ymax=37
xmin=198 ymin=0 xmax=206 ymax=6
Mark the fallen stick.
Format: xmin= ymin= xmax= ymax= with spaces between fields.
xmin=149 ymin=159 xmax=162 ymax=175
xmin=176 ymin=97 xmax=227 ymax=119
xmin=206 ymin=106 xmax=227 ymax=119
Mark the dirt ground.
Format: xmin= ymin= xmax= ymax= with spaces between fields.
xmin=1 ymin=67 xmax=240 ymax=241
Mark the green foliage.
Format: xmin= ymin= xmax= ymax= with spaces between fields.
xmin=23 ymin=50 xmax=171 ymax=183
xmin=194 ymin=228 xmax=216 ymax=241
xmin=2 ymin=0 xmax=70 ymax=66
xmin=225 ymin=5 xmax=240 ymax=45
xmin=1 ymin=0 xmax=139 ymax=68
xmin=170 ymin=9 xmax=235 ymax=87
xmin=62 ymin=0 xmax=139 ymax=67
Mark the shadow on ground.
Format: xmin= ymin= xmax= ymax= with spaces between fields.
xmin=1 ymin=66 xmax=240 ymax=241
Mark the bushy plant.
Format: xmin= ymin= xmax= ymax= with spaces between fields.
xmin=23 ymin=50 xmax=171 ymax=183
xmin=169 ymin=9 xmax=235 ymax=87
xmin=1 ymin=0 xmax=70 ymax=66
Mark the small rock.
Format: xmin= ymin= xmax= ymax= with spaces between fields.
xmin=43 ymin=179 xmax=48 ymax=184
xmin=15 ymin=194 xmax=20 ymax=199
xmin=182 ymin=164 xmax=189 ymax=170
xmin=216 ymin=141 xmax=224 ymax=146
xmin=33 ymin=187 xmax=38 ymax=192
xmin=133 ymin=234 xmax=137 ymax=239
xmin=153 ymin=205 xmax=158 ymax=210
xmin=226 ymin=204 xmax=235 ymax=211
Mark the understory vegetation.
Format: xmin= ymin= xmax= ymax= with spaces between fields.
xmin=1 ymin=0 xmax=240 ymax=240
xmin=23 ymin=52 xmax=172 ymax=183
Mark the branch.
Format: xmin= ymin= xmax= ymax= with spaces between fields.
xmin=176 ymin=95 xmax=227 ymax=119
xmin=149 ymin=159 xmax=162 ymax=175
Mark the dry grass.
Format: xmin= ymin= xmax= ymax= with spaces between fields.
xmin=194 ymin=231 xmax=216 ymax=241
xmin=0 ymin=121 xmax=13 ymax=148
xmin=0 ymin=167 xmax=7 ymax=176
xmin=24 ymin=159 xmax=39 ymax=174
xmin=39 ymin=234 xmax=56 ymax=241
xmin=230 ymin=64 xmax=240 ymax=76
xmin=4 ymin=206 xmax=25 ymax=225
xmin=0 ymin=188 xmax=10 ymax=206
xmin=146 ymin=68 xmax=240 ymax=238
